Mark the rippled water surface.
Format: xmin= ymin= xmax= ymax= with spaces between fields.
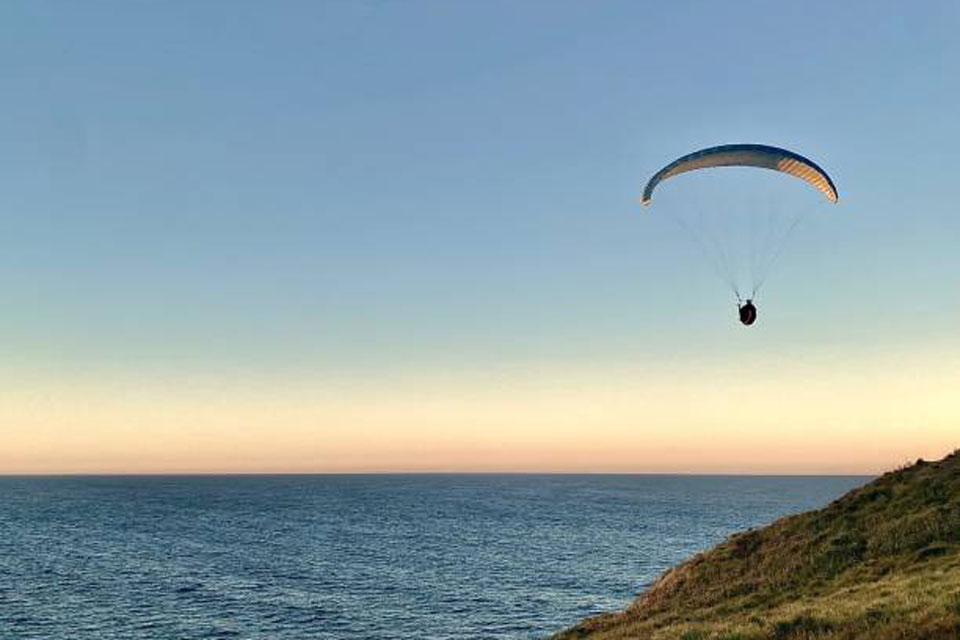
xmin=0 ymin=474 xmax=867 ymax=639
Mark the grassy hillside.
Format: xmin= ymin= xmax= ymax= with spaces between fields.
xmin=552 ymin=451 xmax=960 ymax=640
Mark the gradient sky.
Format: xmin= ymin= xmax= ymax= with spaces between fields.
xmin=2 ymin=1 xmax=958 ymax=474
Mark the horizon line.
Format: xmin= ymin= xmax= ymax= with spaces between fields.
xmin=0 ymin=470 xmax=877 ymax=478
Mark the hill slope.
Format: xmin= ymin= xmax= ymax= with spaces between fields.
xmin=552 ymin=451 xmax=960 ymax=640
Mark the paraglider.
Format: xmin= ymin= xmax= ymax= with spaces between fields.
xmin=641 ymin=144 xmax=838 ymax=326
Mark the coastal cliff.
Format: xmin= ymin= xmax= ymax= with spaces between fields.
xmin=552 ymin=451 xmax=960 ymax=640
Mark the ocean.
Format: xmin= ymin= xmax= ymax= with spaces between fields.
xmin=0 ymin=474 xmax=867 ymax=639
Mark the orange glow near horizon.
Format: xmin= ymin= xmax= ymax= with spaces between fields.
xmin=2 ymin=346 xmax=957 ymax=475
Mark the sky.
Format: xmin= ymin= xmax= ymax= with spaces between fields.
xmin=1 ymin=1 xmax=958 ymax=474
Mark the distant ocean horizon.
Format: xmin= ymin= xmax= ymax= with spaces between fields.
xmin=1 ymin=474 xmax=869 ymax=639
xmin=0 ymin=472 xmax=879 ymax=477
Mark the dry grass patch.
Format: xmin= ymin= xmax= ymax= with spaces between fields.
xmin=551 ymin=451 xmax=960 ymax=640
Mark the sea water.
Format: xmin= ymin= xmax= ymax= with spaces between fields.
xmin=0 ymin=474 xmax=866 ymax=639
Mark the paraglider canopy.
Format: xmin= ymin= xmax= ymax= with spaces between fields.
xmin=641 ymin=144 xmax=838 ymax=207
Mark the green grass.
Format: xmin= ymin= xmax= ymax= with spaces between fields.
xmin=551 ymin=450 xmax=960 ymax=640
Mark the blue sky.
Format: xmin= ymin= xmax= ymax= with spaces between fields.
xmin=1 ymin=2 xmax=958 ymax=472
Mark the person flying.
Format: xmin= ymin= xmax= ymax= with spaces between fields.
xmin=640 ymin=144 xmax=839 ymax=325
xmin=738 ymin=300 xmax=757 ymax=326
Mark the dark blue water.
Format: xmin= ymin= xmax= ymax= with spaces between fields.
xmin=0 ymin=474 xmax=867 ymax=639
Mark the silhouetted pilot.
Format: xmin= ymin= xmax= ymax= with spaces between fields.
xmin=738 ymin=300 xmax=757 ymax=326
